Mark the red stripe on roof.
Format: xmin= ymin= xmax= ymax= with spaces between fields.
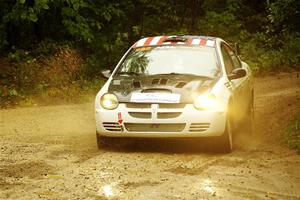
xmin=200 ymin=39 xmax=207 ymax=46
xmin=144 ymin=37 xmax=154 ymax=46
xmin=157 ymin=36 xmax=169 ymax=45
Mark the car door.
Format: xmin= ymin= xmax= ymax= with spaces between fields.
xmin=227 ymin=45 xmax=250 ymax=116
xmin=221 ymin=43 xmax=246 ymax=122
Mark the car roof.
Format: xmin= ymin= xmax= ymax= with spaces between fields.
xmin=133 ymin=35 xmax=219 ymax=48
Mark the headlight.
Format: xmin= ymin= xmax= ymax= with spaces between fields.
xmin=100 ymin=93 xmax=119 ymax=110
xmin=193 ymin=93 xmax=220 ymax=110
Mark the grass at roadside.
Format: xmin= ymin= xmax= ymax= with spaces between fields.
xmin=283 ymin=115 xmax=300 ymax=154
xmin=0 ymin=79 xmax=103 ymax=108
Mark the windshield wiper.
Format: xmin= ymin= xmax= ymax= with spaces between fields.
xmin=117 ymin=71 xmax=140 ymax=76
xmin=155 ymin=72 xmax=215 ymax=79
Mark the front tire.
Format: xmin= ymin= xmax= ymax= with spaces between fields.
xmin=240 ymin=93 xmax=254 ymax=135
xmin=217 ymin=115 xmax=233 ymax=153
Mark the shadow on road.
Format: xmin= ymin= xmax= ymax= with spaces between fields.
xmin=99 ymin=138 xmax=233 ymax=155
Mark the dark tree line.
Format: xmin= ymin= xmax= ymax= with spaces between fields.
xmin=0 ymin=0 xmax=299 ymax=72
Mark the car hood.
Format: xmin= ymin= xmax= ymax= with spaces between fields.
xmin=108 ymin=74 xmax=218 ymax=104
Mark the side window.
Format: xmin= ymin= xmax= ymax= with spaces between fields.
xmin=228 ymin=48 xmax=241 ymax=69
xmin=221 ymin=45 xmax=234 ymax=75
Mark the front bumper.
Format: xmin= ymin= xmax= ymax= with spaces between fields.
xmin=95 ymin=103 xmax=226 ymax=138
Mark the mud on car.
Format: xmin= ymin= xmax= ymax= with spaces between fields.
xmin=95 ymin=35 xmax=253 ymax=152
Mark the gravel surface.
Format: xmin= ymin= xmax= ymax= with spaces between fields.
xmin=1 ymin=72 xmax=300 ymax=200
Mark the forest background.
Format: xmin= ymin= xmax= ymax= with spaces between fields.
xmin=0 ymin=0 xmax=299 ymax=106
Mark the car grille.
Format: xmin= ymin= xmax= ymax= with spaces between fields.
xmin=189 ymin=123 xmax=210 ymax=132
xmin=124 ymin=123 xmax=186 ymax=132
xmin=157 ymin=112 xmax=181 ymax=119
xmin=159 ymin=104 xmax=186 ymax=109
xmin=125 ymin=103 xmax=186 ymax=109
xmin=128 ymin=112 xmax=152 ymax=119
xmin=124 ymin=103 xmax=185 ymax=119
xmin=128 ymin=111 xmax=181 ymax=119
xmin=103 ymin=122 xmax=123 ymax=132
xmin=126 ymin=103 xmax=152 ymax=108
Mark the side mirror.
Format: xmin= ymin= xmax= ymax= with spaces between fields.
xmin=228 ymin=68 xmax=247 ymax=80
xmin=101 ymin=69 xmax=111 ymax=79
xmin=234 ymin=43 xmax=241 ymax=56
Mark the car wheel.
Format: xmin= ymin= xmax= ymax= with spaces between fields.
xmin=217 ymin=113 xmax=233 ymax=153
xmin=247 ymin=93 xmax=254 ymax=134
xmin=241 ymin=93 xmax=254 ymax=135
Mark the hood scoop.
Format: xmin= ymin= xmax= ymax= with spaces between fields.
xmin=176 ymin=81 xmax=187 ymax=88
xmin=142 ymin=88 xmax=172 ymax=93
xmin=152 ymin=79 xmax=159 ymax=85
xmin=133 ymin=81 xmax=141 ymax=88
xmin=160 ymin=78 xmax=168 ymax=85
xmin=151 ymin=78 xmax=168 ymax=85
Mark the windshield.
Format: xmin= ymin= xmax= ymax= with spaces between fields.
xmin=116 ymin=46 xmax=220 ymax=78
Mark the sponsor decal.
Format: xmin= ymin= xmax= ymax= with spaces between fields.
xmin=117 ymin=112 xmax=123 ymax=125
xmin=131 ymin=93 xmax=181 ymax=103
xmin=134 ymin=46 xmax=154 ymax=52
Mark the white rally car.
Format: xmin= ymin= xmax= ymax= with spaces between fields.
xmin=95 ymin=35 xmax=253 ymax=152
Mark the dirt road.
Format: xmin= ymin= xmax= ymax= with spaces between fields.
xmin=1 ymin=73 xmax=300 ymax=200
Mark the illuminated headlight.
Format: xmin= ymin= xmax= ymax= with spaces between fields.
xmin=100 ymin=93 xmax=118 ymax=110
xmin=193 ymin=93 xmax=220 ymax=110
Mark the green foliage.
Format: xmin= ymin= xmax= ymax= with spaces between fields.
xmin=3 ymin=0 xmax=53 ymax=26
xmin=267 ymin=0 xmax=300 ymax=34
xmin=240 ymin=31 xmax=300 ymax=71
xmin=197 ymin=11 xmax=241 ymax=40
xmin=61 ymin=1 xmax=94 ymax=43
xmin=0 ymin=0 xmax=299 ymax=76
xmin=284 ymin=115 xmax=300 ymax=154
xmin=8 ymin=50 xmax=23 ymax=62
